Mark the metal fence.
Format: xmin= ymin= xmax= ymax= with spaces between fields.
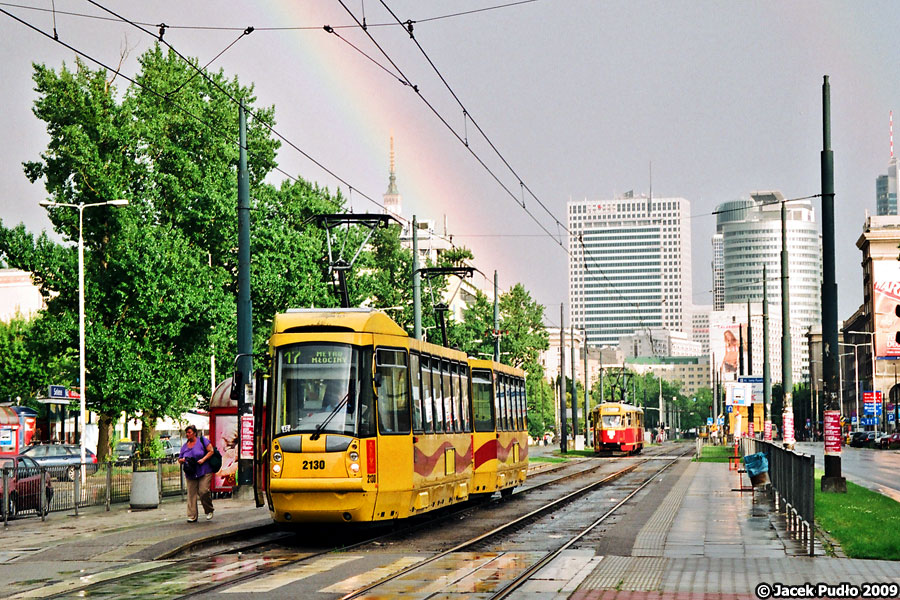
xmin=2 ymin=458 xmax=186 ymax=526
xmin=740 ymin=438 xmax=815 ymax=555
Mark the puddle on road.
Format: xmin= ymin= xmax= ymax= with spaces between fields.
xmin=48 ymin=552 xmax=304 ymax=599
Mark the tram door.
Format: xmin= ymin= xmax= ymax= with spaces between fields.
xmin=253 ymin=371 xmax=270 ymax=509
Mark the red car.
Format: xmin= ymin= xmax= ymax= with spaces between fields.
xmin=0 ymin=455 xmax=53 ymax=518
xmin=879 ymin=432 xmax=900 ymax=449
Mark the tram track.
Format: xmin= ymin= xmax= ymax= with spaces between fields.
xmin=32 ymin=445 xmax=684 ymax=599
xmin=338 ymin=444 xmax=694 ymax=600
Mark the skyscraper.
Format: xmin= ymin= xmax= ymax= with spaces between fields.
xmin=716 ymin=191 xmax=821 ymax=382
xmin=568 ymin=195 xmax=692 ymax=347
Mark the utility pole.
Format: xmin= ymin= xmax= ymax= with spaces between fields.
xmin=413 ymin=216 xmax=421 ymax=340
xmin=748 ymin=300 xmax=754 ymax=433
xmin=781 ymin=193 xmax=796 ymax=450
xmin=236 ymin=102 xmax=253 ymax=488
xmin=764 ymin=265 xmax=772 ymax=441
xmin=559 ymin=305 xmax=568 ymax=453
xmin=820 ymin=75 xmax=846 ymax=492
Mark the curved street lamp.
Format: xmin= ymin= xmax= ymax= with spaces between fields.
xmin=39 ymin=199 xmax=129 ymax=481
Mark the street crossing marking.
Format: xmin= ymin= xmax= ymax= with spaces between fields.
xmin=222 ymin=555 xmax=363 ymax=593
xmin=319 ymin=556 xmax=422 ymax=593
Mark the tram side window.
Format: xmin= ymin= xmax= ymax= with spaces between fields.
xmin=520 ymin=378 xmax=527 ymax=432
xmin=431 ymin=359 xmax=444 ymax=433
xmin=451 ymin=363 xmax=463 ymax=433
xmin=375 ymin=348 xmax=411 ymax=435
xmin=513 ymin=377 xmax=522 ymax=431
xmin=421 ymin=356 xmax=434 ymax=433
xmin=459 ymin=364 xmax=471 ymax=432
xmin=410 ymin=352 xmax=423 ymax=433
xmin=503 ymin=375 xmax=516 ymax=431
xmin=497 ymin=375 xmax=507 ymax=431
xmin=442 ymin=360 xmax=455 ymax=432
xmin=472 ymin=369 xmax=494 ymax=432
xmin=516 ymin=378 xmax=524 ymax=431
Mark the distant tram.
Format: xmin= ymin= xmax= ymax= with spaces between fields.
xmin=591 ymin=402 xmax=644 ymax=454
xmin=251 ymin=308 xmax=528 ymax=523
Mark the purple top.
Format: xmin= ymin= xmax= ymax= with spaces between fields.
xmin=180 ymin=436 xmax=213 ymax=479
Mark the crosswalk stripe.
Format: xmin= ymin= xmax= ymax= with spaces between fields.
xmin=222 ymin=555 xmax=363 ymax=593
xmin=319 ymin=556 xmax=422 ymax=594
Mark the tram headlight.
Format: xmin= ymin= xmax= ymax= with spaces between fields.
xmin=350 ymin=463 xmax=360 ymax=473
xmin=348 ymin=451 xmax=359 ymax=461
xmin=273 ymin=452 xmax=282 ymax=462
xmin=273 ymin=464 xmax=281 ymax=474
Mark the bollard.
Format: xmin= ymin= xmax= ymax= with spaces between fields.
xmin=2 ymin=467 xmax=8 ymax=527
xmin=40 ymin=467 xmax=46 ymax=522
xmin=74 ymin=470 xmax=80 ymax=516
xmin=157 ymin=460 xmax=163 ymax=498
xmin=105 ymin=463 xmax=112 ymax=511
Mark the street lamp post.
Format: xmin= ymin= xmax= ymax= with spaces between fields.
xmin=39 ymin=199 xmax=128 ymax=480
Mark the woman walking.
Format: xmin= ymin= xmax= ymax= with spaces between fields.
xmin=178 ymin=425 xmax=215 ymax=522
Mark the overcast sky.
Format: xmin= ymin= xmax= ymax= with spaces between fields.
xmin=2 ymin=1 xmax=898 ymax=327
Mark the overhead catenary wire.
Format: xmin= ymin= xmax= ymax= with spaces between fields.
xmin=333 ymin=0 xmax=566 ymax=249
xmin=2 ymin=3 xmax=468 ymax=258
xmin=0 ymin=0 xmax=541 ymax=30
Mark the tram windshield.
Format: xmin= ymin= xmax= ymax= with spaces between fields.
xmin=273 ymin=343 xmax=374 ymax=438
xmin=601 ymin=415 xmax=622 ymax=428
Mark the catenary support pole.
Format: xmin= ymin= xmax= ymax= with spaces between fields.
xmin=236 ymin=102 xmax=254 ymax=487
xmin=559 ymin=304 xmax=568 ymax=453
xmin=764 ymin=265 xmax=772 ymax=441
xmin=571 ymin=325 xmax=578 ymax=447
xmin=820 ymin=75 xmax=846 ymax=492
xmin=584 ymin=332 xmax=589 ymax=447
xmin=781 ymin=193 xmax=795 ymax=450
xmin=493 ymin=271 xmax=500 ymax=361
xmin=413 ymin=215 xmax=421 ymax=340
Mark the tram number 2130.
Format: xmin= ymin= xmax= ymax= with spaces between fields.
xmin=302 ymin=460 xmax=326 ymax=470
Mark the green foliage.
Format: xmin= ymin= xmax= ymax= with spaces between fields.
xmin=815 ymin=470 xmax=900 ymax=560
xmin=1 ymin=46 xmax=343 ymax=442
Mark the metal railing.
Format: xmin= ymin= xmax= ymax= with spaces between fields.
xmin=740 ymin=437 xmax=815 ymax=555
xmin=2 ymin=458 xmax=186 ymax=525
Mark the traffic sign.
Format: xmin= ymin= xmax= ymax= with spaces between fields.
xmin=48 ymin=385 xmax=67 ymax=399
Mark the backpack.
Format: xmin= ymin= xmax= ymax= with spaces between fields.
xmin=202 ymin=437 xmax=223 ymax=473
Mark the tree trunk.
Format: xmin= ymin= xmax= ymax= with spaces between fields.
xmin=96 ymin=413 xmax=114 ymax=463
xmin=139 ymin=410 xmax=157 ymax=460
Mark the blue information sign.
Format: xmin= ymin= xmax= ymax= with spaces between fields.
xmin=48 ymin=385 xmax=67 ymax=399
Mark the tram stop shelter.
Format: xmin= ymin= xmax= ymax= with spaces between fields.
xmin=209 ymin=377 xmax=238 ymax=494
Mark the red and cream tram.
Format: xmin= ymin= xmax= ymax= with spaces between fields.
xmin=591 ymin=402 xmax=644 ymax=454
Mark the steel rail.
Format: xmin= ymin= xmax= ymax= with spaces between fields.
xmin=337 ymin=460 xmax=649 ymax=600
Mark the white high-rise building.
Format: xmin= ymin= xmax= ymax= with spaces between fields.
xmin=568 ymin=195 xmax=692 ymax=347
xmin=716 ymin=191 xmax=822 ymax=382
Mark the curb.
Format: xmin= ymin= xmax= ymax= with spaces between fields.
xmin=154 ymin=521 xmax=280 ymax=560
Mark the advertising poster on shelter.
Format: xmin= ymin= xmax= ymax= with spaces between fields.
xmin=873 ymin=259 xmax=900 ymax=358
xmin=709 ymin=309 xmax=748 ymax=382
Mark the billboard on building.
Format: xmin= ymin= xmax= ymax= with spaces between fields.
xmin=709 ymin=308 xmax=748 ymax=382
xmin=873 ymin=259 xmax=900 ymax=358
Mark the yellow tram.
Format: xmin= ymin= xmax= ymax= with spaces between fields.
xmin=253 ymin=308 xmax=528 ymax=523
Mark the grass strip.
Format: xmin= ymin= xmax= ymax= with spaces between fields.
xmin=694 ymin=443 xmax=735 ymax=462
xmin=814 ymin=469 xmax=900 ymax=560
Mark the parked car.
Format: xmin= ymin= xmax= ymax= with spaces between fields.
xmin=878 ymin=432 xmax=900 ymax=449
xmin=848 ymin=431 xmax=870 ymax=447
xmin=20 ymin=444 xmax=98 ymax=481
xmin=114 ymin=441 xmax=136 ymax=464
xmin=161 ymin=439 xmax=179 ymax=458
xmin=0 ymin=455 xmax=53 ymax=517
